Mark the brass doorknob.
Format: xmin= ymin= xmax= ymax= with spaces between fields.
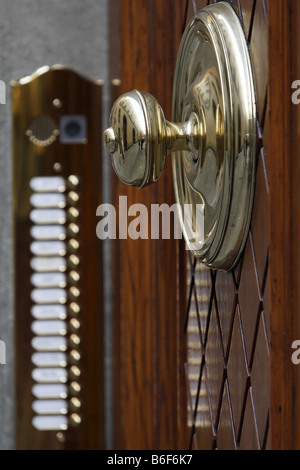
xmin=103 ymin=2 xmax=257 ymax=271
xmin=103 ymin=90 xmax=204 ymax=188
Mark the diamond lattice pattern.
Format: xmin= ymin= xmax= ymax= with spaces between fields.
xmin=184 ymin=0 xmax=270 ymax=450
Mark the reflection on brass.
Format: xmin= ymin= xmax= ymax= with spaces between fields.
xmin=70 ymin=365 xmax=81 ymax=377
xmin=56 ymin=432 xmax=65 ymax=443
xmin=69 ymin=302 xmax=80 ymax=315
xmin=70 ymin=413 xmax=81 ymax=425
xmin=70 ymin=318 xmax=80 ymax=330
xmin=70 ymin=381 xmax=81 ymax=394
xmin=71 ymin=397 xmax=81 ymax=409
xmin=70 ymin=349 xmax=81 ymax=361
xmin=53 ymin=98 xmax=62 ymax=108
xmin=68 ymin=239 xmax=79 ymax=252
xmin=69 ymin=270 xmax=80 ymax=283
xmin=70 ymin=334 xmax=80 ymax=346
xmin=53 ymin=162 xmax=62 ymax=172
xmin=68 ymin=175 xmax=79 ymax=188
xmin=67 ymin=191 xmax=79 ymax=204
xmin=103 ymin=2 xmax=256 ymax=271
xmin=69 ymin=286 xmax=80 ymax=299
xmin=67 ymin=207 xmax=79 ymax=220
xmin=103 ymin=91 xmax=202 ymax=188
xmin=68 ymin=254 xmax=80 ymax=267
xmin=68 ymin=223 xmax=79 ymax=236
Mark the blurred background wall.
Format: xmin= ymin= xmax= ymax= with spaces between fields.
xmin=0 ymin=0 xmax=109 ymax=449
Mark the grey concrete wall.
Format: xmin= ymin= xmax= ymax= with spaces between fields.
xmin=0 ymin=0 xmax=109 ymax=449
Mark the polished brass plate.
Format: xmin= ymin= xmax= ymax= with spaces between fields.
xmin=172 ymin=2 xmax=256 ymax=270
xmin=12 ymin=65 xmax=104 ymax=449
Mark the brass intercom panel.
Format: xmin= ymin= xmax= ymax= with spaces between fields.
xmin=12 ymin=65 xmax=104 ymax=449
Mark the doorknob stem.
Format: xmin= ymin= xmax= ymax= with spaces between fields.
xmin=166 ymin=112 xmax=202 ymax=157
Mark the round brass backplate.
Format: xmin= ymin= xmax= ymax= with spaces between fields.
xmin=172 ymin=2 xmax=256 ymax=271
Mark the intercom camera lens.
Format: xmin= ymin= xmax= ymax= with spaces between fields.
xmin=64 ymin=120 xmax=81 ymax=137
xmin=59 ymin=115 xmax=86 ymax=143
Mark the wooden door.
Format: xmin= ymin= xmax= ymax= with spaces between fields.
xmin=109 ymin=0 xmax=300 ymax=450
xmin=109 ymin=0 xmax=186 ymax=450
xmin=182 ymin=0 xmax=270 ymax=450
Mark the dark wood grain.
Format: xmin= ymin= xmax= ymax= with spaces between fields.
xmin=109 ymin=0 xmax=188 ymax=450
xmin=110 ymin=0 xmax=300 ymax=451
xmin=291 ymin=0 xmax=300 ymax=448
xmin=268 ymin=0 xmax=300 ymax=450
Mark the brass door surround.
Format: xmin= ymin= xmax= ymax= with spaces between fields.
xmin=104 ymin=2 xmax=256 ymax=271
